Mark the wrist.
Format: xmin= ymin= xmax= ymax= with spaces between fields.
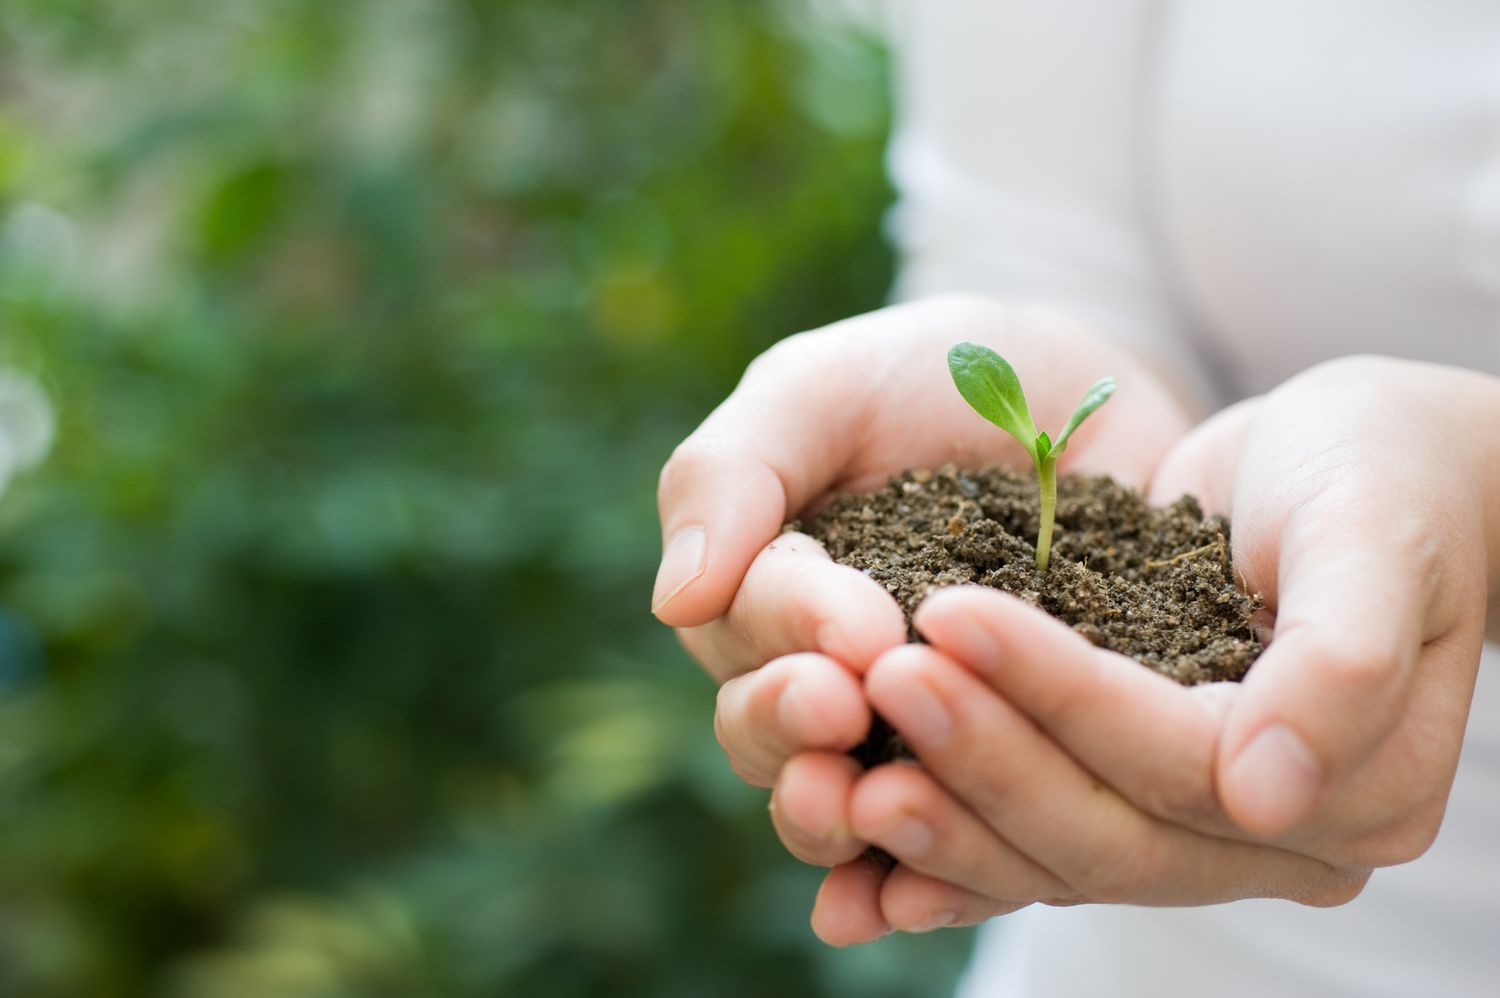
xmin=1435 ymin=366 xmax=1500 ymax=595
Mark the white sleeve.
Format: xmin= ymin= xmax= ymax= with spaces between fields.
xmin=883 ymin=0 xmax=1219 ymax=408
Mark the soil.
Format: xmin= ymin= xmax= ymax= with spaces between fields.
xmin=791 ymin=465 xmax=1264 ymax=772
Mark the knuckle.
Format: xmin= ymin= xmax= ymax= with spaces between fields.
xmin=745 ymin=332 xmax=803 ymax=371
xmin=1342 ymin=804 xmax=1445 ymax=868
xmin=657 ymin=438 xmax=719 ymax=506
xmin=712 ymin=697 xmax=731 ymax=753
xmin=733 ymin=660 xmax=788 ymax=728
xmin=1302 ymin=634 xmax=1401 ymax=694
xmin=768 ymin=794 xmax=821 ymax=864
xmin=1138 ymin=777 xmax=1222 ymax=829
xmin=677 ymin=625 xmax=732 ymax=681
xmin=733 ymin=550 xmax=823 ymax=648
xmin=724 ymin=755 xmax=765 ymax=787
xmin=750 ymin=660 xmax=794 ymax=726
xmin=771 ymin=764 xmax=862 ymax=867
xmin=712 ymin=681 xmax=748 ymax=755
xmin=1272 ymin=358 xmax=1403 ymax=445
xmin=715 ymin=714 xmax=768 ymax=785
xmin=773 ymin=828 xmax=827 ymax=867
xmin=968 ymin=761 xmax=1030 ymax=816
xmin=1067 ymin=818 xmax=1162 ymax=902
xmin=1028 ymin=675 xmax=1095 ymax=738
xmin=1293 ymin=354 xmax=1398 ymax=390
xmin=712 ymin=709 xmax=760 ymax=785
xmin=742 ymin=328 xmax=836 ymax=385
xmin=1298 ymin=868 xmax=1371 ymax=908
xmin=713 ymin=677 xmax=778 ymax=786
xmin=1356 ymin=504 xmax=1447 ymax=594
xmin=796 ymin=602 xmax=836 ymax=654
xmin=1041 ymin=895 xmax=1089 ymax=907
xmin=1391 ymin=517 xmax=1447 ymax=603
xmin=848 ymin=763 xmax=928 ymax=839
xmin=1074 ymin=848 xmax=1157 ymax=904
xmin=1392 ymin=808 xmax=1445 ymax=863
xmin=885 ymin=894 xmax=1015 ymax=934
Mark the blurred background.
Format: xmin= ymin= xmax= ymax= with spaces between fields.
xmin=0 ymin=1 xmax=974 ymax=995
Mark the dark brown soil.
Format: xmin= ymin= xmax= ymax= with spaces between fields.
xmin=795 ymin=465 xmax=1263 ymax=686
xmin=791 ymin=465 xmax=1263 ymax=865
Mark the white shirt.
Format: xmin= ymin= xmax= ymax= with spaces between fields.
xmin=883 ymin=2 xmax=1500 ymax=995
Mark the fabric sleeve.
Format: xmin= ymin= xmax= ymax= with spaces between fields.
xmin=881 ymin=0 xmax=1221 ymax=410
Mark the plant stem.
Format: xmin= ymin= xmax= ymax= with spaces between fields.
xmin=1035 ymin=456 xmax=1057 ymax=573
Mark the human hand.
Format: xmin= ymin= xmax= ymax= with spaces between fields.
xmin=818 ymin=355 xmax=1498 ymax=941
xmin=652 ymin=296 xmax=1193 ymax=897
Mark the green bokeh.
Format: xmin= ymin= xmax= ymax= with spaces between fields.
xmin=0 ymin=2 xmax=973 ymax=995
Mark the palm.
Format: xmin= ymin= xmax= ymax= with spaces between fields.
xmin=658 ymin=296 xmax=1193 ymax=680
xmin=779 ymin=298 xmax=1189 ymax=501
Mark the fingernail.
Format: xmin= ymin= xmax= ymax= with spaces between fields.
xmin=651 ymin=526 xmax=707 ymax=615
xmin=1226 ymin=723 xmax=1322 ymax=830
xmin=884 ymin=679 xmax=952 ymax=746
xmin=931 ymin=605 xmax=1002 ymax=672
xmin=880 ymin=815 xmax=934 ymax=858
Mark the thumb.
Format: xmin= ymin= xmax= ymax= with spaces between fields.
xmin=653 ymin=342 xmax=873 ymax=627
xmin=652 ymin=439 xmax=792 ymax=626
xmin=1215 ymin=506 xmax=1430 ymax=837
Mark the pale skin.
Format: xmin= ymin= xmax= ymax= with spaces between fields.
xmin=654 ymin=295 xmax=1500 ymax=944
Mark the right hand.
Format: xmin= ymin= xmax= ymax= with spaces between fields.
xmin=653 ymin=295 xmax=1193 ymax=942
xmin=810 ymin=356 xmax=1497 ymax=941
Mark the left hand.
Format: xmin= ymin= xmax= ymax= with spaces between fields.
xmin=805 ymin=355 xmax=1500 ymax=942
xmin=647 ymin=297 xmax=1195 ymax=925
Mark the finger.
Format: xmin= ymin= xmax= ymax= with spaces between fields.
xmin=913 ymin=587 xmax=1240 ymax=835
xmin=770 ymin=751 xmax=867 ymax=867
xmin=1309 ymin=624 xmax=1481 ymax=867
xmin=653 ymin=447 xmax=788 ymax=627
xmin=878 ymin=865 xmax=1029 ymax=933
xmin=654 ymin=332 xmax=875 ymax=627
xmin=1213 ymin=502 xmax=1434 ymax=837
xmin=1147 ymin=397 xmax=1261 ymax=513
xmin=680 ymin=532 xmax=905 ymax=681
xmin=811 ymin=856 xmax=892 ymax=946
xmin=866 ymin=644 xmax=1366 ymax=905
xmin=714 ymin=653 xmax=869 ymax=788
xmin=1205 ymin=364 xmax=1490 ymax=839
xmin=849 ymin=760 xmax=1072 ymax=902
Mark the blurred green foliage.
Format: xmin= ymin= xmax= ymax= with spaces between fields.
xmin=0 ymin=1 xmax=974 ymax=995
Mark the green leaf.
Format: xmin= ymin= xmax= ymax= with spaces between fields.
xmin=1035 ymin=430 xmax=1052 ymax=460
xmin=947 ymin=342 xmax=1039 ymax=455
xmin=1052 ymin=376 xmax=1116 ymax=455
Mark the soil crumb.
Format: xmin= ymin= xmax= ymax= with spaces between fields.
xmin=795 ymin=465 xmax=1263 ymax=686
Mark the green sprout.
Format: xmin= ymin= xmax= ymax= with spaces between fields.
xmin=947 ymin=342 xmax=1115 ymax=573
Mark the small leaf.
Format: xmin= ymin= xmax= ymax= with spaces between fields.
xmin=1052 ymin=376 xmax=1116 ymax=454
xmin=1035 ymin=430 xmax=1052 ymax=461
xmin=947 ymin=343 xmax=1038 ymax=454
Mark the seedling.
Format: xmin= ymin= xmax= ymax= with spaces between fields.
xmin=947 ymin=342 xmax=1115 ymax=572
